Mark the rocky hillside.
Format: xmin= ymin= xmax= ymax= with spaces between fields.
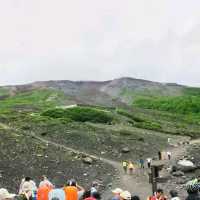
xmin=0 ymin=77 xmax=186 ymax=106
xmin=0 ymin=77 xmax=199 ymax=193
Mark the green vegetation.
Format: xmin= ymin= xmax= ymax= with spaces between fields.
xmin=134 ymin=96 xmax=200 ymax=115
xmin=133 ymin=87 xmax=200 ymax=117
xmin=0 ymin=88 xmax=9 ymax=97
xmin=183 ymin=87 xmax=200 ymax=96
xmin=0 ymin=85 xmax=199 ymax=138
xmin=116 ymin=108 xmax=162 ymax=131
xmin=116 ymin=108 xmax=144 ymax=122
xmin=42 ymin=107 xmax=114 ymax=124
xmin=0 ymin=89 xmax=66 ymax=112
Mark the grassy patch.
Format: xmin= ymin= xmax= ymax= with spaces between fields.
xmin=116 ymin=108 xmax=145 ymax=122
xmin=0 ymin=89 xmax=66 ymax=112
xmin=134 ymin=96 xmax=200 ymax=115
xmin=116 ymin=108 xmax=162 ymax=131
xmin=42 ymin=106 xmax=114 ymax=124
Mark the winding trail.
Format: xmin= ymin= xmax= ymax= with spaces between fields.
xmin=30 ymin=132 xmax=152 ymax=199
xmin=30 ymin=132 xmax=200 ymax=200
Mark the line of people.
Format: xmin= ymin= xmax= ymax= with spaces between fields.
xmin=0 ymin=176 xmax=200 ymax=200
xmin=0 ymin=175 xmax=101 ymax=200
xmin=122 ymin=151 xmax=173 ymax=173
xmin=110 ymin=179 xmax=200 ymax=200
xmin=122 ymin=158 xmax=148 ymax=174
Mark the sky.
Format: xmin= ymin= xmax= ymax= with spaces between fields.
xmin=0 ymin=0 xmax=200 ymax=86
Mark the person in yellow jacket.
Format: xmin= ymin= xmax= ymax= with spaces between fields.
xmin=128 ymin=161 xmax=134 ymax=174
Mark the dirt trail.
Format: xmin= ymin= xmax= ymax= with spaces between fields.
xmin=30 ymin=132 xmax=199 ymax=200
xmin=30 ymin=132 xmax=152 ymax=199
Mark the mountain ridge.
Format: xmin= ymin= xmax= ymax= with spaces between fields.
xmin=0 ymin=77 xmax=195 ymax=107
xmin=1 ymin=77 xmax=187 ymax=87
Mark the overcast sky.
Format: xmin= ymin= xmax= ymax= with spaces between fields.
xmin=0 ymin=0 xmax=200 ymax=86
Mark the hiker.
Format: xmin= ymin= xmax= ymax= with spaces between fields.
xmin=18 ymin=182 xmax=34 ymax=200
xmin=139 ymin=158 xmax=144 ymax=169
xmin=147 ymin=158 xmax=152 ymax=169
xmin=77 ymin=184 xmax=85 ymax=200
xmin=19 ymin=177 xmax=37 ymax=194
xmin=37 ymin=182 xmax=53 ymax=200
xmin=131 ymin=196 xmax=140 ymax=200
xmin=167 ymin=152 xmax=172 ymax=160
xmin=64 ymin=179 xmax=78 ymax=200
xmin=90 ymin=182 xmax=99 ymax=195
xmin=0 ymin=188 xmax=15 ymax=200
xmin=82 ymin=190 xmax=91 ymax=200
xmin=111 ymin=188 xmax=123 ymax=200
xmin=147 ymin=189 xmax=167 ymax=200
xmin=84 ymin=191 xmax=101 ymax=200
xmin=63 ymin=179 xmax=84 ymax=200
xmin=169 ymin=190 xmax=180 ymax=200
xmin=48 ymin=185 xmax=66 ymax=200
xmin=158 ymin=151 xmax=162 ymax=160
xmin=185 ymin=181 xmax=200 ymax=200
xmin=91 ymin=192 xmax=101 ymax=200
xmin=122 ymin=161 xmax=128 ymax=174
xmin=120 ymin=191 xmax=131 ymax=200
xmin=39 ymin=176 xmax=54 ymax=188
xmin=128 ymin=161 xmax=134 ymax=174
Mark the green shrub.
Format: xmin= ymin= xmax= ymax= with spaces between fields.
xmin=135 ymin=121 xmax=162 ymax=131
xmin=42 ymin=107 xmax=114 ymax=124
xmin=134 ymin=96 xmax=200 ymax=115
xmin=116 ymin=109 xmax=145 ymax=122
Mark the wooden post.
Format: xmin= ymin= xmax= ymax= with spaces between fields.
xmin=151 ymin=166 xmax=157 ymax=195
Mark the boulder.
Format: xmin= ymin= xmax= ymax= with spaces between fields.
xmin=121 ymin=147 xmax=130 ymax=153
xmin=177 ymin=160 xmax=196 ymax=172
xmin=82 ymin=157 xmax=93 ymax=165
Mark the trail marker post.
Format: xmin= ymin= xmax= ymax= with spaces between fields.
xmin=149 ymin=161 xmax=165 ymax=195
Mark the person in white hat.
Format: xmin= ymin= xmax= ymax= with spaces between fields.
xmin=19 ymin=177 xmax=37 ymax=195
xmin=0 ymin=188 xmax=15 ymax=200
xmin=20 ymin=182 xmax=34 ymax=200
xmin=111 ymin=188 xmax=123 ymax=200
xmin=120 ymin=191 xmax=131 ymax=200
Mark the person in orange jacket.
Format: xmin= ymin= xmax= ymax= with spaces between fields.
xmin=37 ymin=182 xmax=53 ymax=200
xmin=63 ymin=179 xmax=78 ymax=200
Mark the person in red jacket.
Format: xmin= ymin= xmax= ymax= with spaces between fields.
xmin=147 ymin=189 xmax=167 ymax=200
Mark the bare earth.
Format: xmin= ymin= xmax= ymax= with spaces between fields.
xmin=30 ymin=132 xmax=200 ymax=200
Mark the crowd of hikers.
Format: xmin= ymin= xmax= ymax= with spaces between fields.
xmin=0 ymin=175 xmax=200 ymax=200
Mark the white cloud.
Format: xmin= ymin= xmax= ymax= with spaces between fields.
xmin=0 ymin=0 xmax=200 ymax=86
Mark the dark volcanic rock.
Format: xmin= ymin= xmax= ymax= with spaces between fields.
xmin=172 ymin=171 xmax=185 ymax=177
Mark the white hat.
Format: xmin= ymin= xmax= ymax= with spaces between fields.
xmin=120 ymin=191 xmax=131 ymax=200
xmin=0 ymin=188 xmax=15 ymax=200
xmin=112 ymin=188 xmax=123 ymax=194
